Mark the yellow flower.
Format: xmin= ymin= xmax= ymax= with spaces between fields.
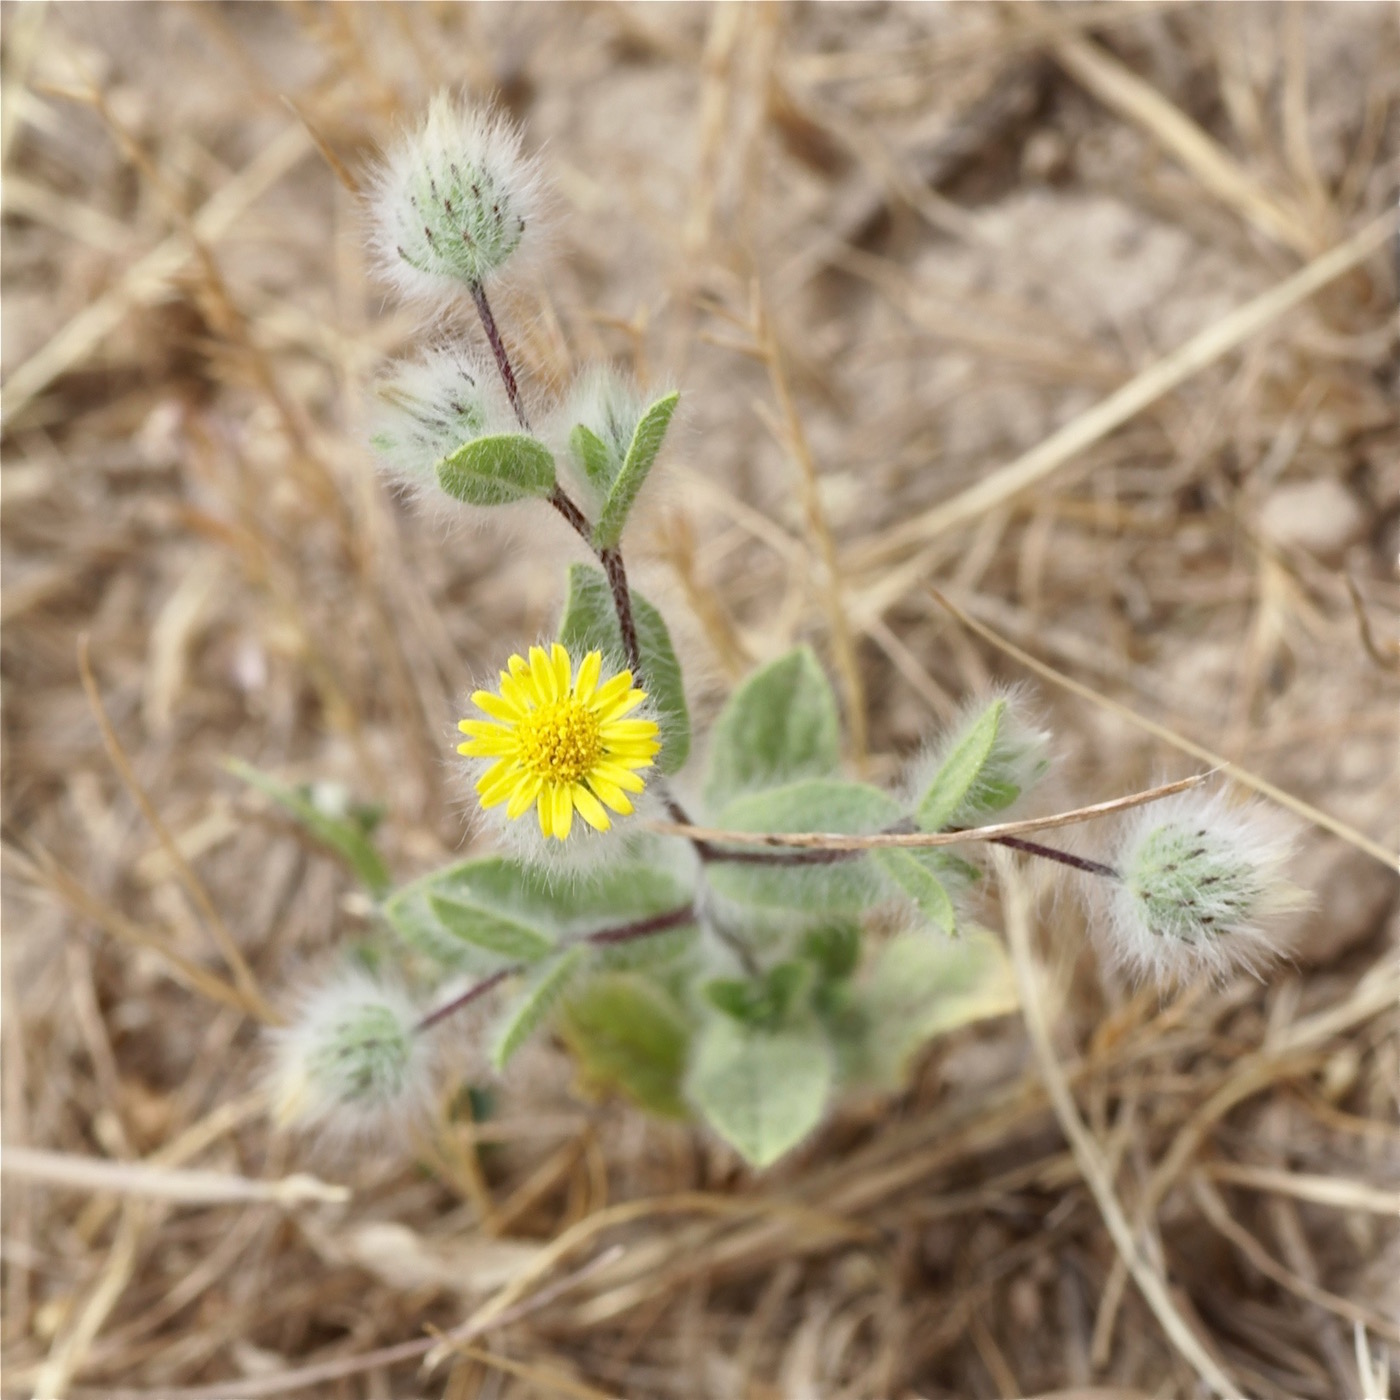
xmin=458 ymin=644 xmax=661 ymax=840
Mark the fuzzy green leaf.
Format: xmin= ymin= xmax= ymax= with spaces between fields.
xmin=225 ymin=759 xmax=391 ymax=896
xmin=836 ymin=930 xmax=1017 ymax=1090
xmin=703 ymin=962 xmax=810 ymax=1029
xmin=558 ymin=563 xmax=690 ymax=773
xmin=427 ymin=895 xmax=554 ymax=963
xmin=383 ymin=853 xmax=692 ymax=972
xmin=491 ymin=947 xmax=589 ymax=1070
xmin=569 ymin=423 xmax=616 ymax=497
xmin=705 ymin=780 xmax=899 ymax=914
xmin=801 ymin=921 xmax=861 ymax=982
xmin=436 ymin=433 xmax=556 ymax=507
xmin=560 ymin=973 xmax=691 ymax=1118
xmin=593 ymin=392 xmax=680 ymax=549
xmin=704 ymin=647 xmax=841 ymax=809
xmin=915 ymin=700 xmax=1005 ymax=832
xmin=687 ymin=1016 xmax=832 ymax=1168
xmin=873 ymin=849 xmax=957 ymax=935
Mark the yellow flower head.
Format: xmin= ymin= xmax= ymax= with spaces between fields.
xmin=458 ymin=644 xmax=661 ymax=841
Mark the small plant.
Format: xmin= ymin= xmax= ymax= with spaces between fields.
xmin=250 ymin=96 xmax=1304 ymax=1169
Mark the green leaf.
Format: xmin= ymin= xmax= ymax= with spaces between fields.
xmin=225 ymin=759 xmax=391 ymax=896
xmin=560 ymin=973 xmax=691 ymax=1118
xmin=491 ymin=946 xmax=588 ymax=1069
xmin=836 ymin=930 xmax=1017 ymax=1090
xmin=705 ymin=780 xmax=899 ymax=914
xmin=915 ymin=700 xmax=1005 ymax=832
xmin=704 ymin=647 xmax=841 ymax=809
xmin=873 ymin=849 xmax=957 ymax=935
xmin=687 ymin=1016 xmax=832 ymax=1168
xmin=703 ymin=961 xmax=810 ymax=1029
xmin=593 ymin=392 xmax=680 ymax=549
xmin=558 ymin=563 xmax=690 ymax=773
xmin=801 ymin=921 xmax=861 ymax=982
xmin=427 ymin=895 xmax=554 ymax=963
xmin=569 ymin=423 xmax=616 ymax=497
xmin=436 ymin=433 xmax=556 ymax=507
xmin=383 ymin=853 xmax=692 ymax=972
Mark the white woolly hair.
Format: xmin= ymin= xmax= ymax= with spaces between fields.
xmin=451 ymin=642 xmax=668 ymax=881
xmin=545 ymin=365 xmax=666 ymax=513
xmin=266 ymin=965 xmax=435 ymax=1149
xmin=1094 ymin=789 xmax=1306 ymax=986
xmin=901 ymin=683 xmax=1053 ymax=828
xmin=368 ymin=341 xmax=518 ymax=496
xmin=366 ymin=93 xmax=548 ymax=304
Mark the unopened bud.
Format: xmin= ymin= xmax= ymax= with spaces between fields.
xmin=370 ymin=345 xmax=513 ymax=494
xmin=269 ymin=969 xmax=430 ymax=1140
xmin=370 ymin=95 xmax=542 ymax=300
xmin=1103 ymin=792 xmax=1305 ymax=983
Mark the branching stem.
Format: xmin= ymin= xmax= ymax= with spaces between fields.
xmin=991 ymin=835 xmax=1119 ymax=881
xmin=469 ymin=279 xmax=529 ymax=431
xmin=600 ymin=546 xmax=641 ymax=676
xmin=415 ymin=904 xmax=696 ymax=1034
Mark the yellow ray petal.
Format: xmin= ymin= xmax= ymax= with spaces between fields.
xmin=551 ymin=643 xmax=572 ymax=695
xmin=473 ymin=690 xmax=523 ymax=722
xmin=574 ymin=650 xmax=602 ymax=702
xmin=506 ymin=772 xmax=542 ymax=820
xmin=593 ymin=763 xmax=647 ymax=793
xmin=587 ymin=775 xmax=634 ymax=815
xmin=500 ymin=673 xmax=534 ymax=713
xmin=550 ymin=783 xmax=574 ymax=840
xmin=592 ymin=672 xmax=633 ymax=708
xmin=529 ymin=646 xmax=559 ymax=703
xmin=571 ymin=783 xmax=611 ymax=831
xmin=599 ymin=718 xmax=659 ymax=741
xmin=597 ymin=690 xmax=646 ymax=723
xmin=459 ymin=736 xmax=515 ymax=758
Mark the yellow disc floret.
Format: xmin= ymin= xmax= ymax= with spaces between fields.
xmin=457 ymin=644 xmax=661 ymax=840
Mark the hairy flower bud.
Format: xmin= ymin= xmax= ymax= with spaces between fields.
xmin=370 ymin=344 xmax=514 ymax=495
xmin=370 ymin=95 xmax=542 ymax=300
xmin=269 ymin=968 xmax=430 ymax=1140
xmin=1101 ymin=792 xmax=1305 ymax=983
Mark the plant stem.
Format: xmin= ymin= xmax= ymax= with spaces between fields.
xmin=469 ymin=279 xmax=529 ymax=430
xmin=600 ymin=546 xmax=641 ymax=676
xmin=992 ymin=835 xmax=1119 ymax=881
xmin=574 ymin=903 xmax=696 ymax=947
xmin=414 ymin=904 xmax=697 ymax=1034
xmin=464 ymin=280 xmax=858 ymax=879
xmin=415 ymin=967 xmax=512 ymax=1033
xmin=548 ymin=485 xmax=593 ymax=544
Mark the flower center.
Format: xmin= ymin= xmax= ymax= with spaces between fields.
xmin=515 ymin=698 xmax=603 ymax=784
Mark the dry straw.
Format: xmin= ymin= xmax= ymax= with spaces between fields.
xmin=4 ymin=4 xmax=1397 ymax=1398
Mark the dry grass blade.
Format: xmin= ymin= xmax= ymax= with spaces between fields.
xmin=1048 ymin=30 xmax=1318 ymax=257
xmin=2 ymin=1147 xmax=349 ymax=1207
xmin=652 ymin=770 xmax=1209 ymax=850
xmin=436 ymin=1345 xmax=622 ymax=1400
xmin=77 ymin=636 xmax=277 ymax=1023
xmin=754 ymin=284 xmax=870 ymax=768
xmin=1190 ymin=1175 xmax=1400 ymax=1344
xmin=995 ymin=848 xmax=1240 ymax=1398
xmin=857 ymin=209 xmax=1397 ymax=574
xmin=6 ymin=7 xmax=1395 ymax=1394
xmin=932 ymin=588 xmax=1396 ymax=868
xmin=1201 ymin=1161 xmax=1400 ymax=1217
xmin=7 ymin=841 xmax=258 ymax=1017
xmin=2 ymin=122 xmax=309 ymax=420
